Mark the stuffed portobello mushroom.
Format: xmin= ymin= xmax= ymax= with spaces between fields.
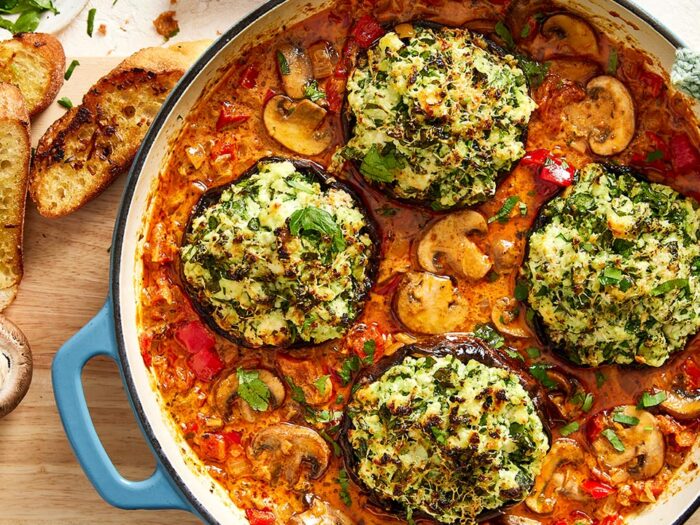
xmin=522 ymin=163 xmax=700 ymax=367
xmin=339 ymin=24 xmax=536 ymax=210
xmin=340 ymin=336 xmax=550 ymax=524
xmin=180 ymin=158 xmax=379 ymax=348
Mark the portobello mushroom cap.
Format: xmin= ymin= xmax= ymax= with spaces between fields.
xmin=340 ymin=23 xmax=535 ymax=210
xmin=180 ymin=157 xmax=380 ymax=348
xmin=339 ymin=335 xmax=552 ymax=524
xmin=521 ymin=163 xmax=700 ymax=367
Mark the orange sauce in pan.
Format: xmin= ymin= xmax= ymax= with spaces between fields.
xmin=137 ymin=1 xmax=700 ymax=523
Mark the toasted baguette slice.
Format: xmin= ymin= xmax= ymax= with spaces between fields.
xmin=0 ymin=33 xmax=65 ymax=118
xmin=0 ymin=83 xmax=30 ymax=311
xmin=29 ymin=40 xmax=211 ymax=218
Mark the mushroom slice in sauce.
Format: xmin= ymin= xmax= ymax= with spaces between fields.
xmin=492 ymin=297 xmax=531 ymax=338
xmin=590 ymin=405 xmax=665 ymax=482
xmin=288 ymin=497 xmax=354 ymax=525
xmin=584 ymin=76 xmax=636 ymax=156
xmin=249 ymin=423 xmax=331 ymax=486
xmin=525 ymin=438 xmax=589 ymax=514
xmin=416 ymin=210 xmax=491 ymax=280
xmin=212 ymin=368 xmax=285 ymax=421
xmin=490 ymin=238 xmax=520 ymax=274
xmin=277 ymin=43 xmax=314 ymax=99
xmin=661 ymin=389 xmax=700 ymax=420
xmin=393 ymin=272 xmax=468 ymax=334
xmin=541 ymin=14 xmax=600 ymax=58
xmin=263 ymin=95 xmax=333 ymax=155
xmin=308 ymin=41 xmax=338 ymax=80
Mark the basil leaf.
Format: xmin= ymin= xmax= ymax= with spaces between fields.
xmin=360 ymin=144 xmax=403 ymax=183
xmin=518 ymin=56 xmax=550 ymax=88
xmin=514 ymin=280 xmax=529 ymax=301
xmin=339 ymin=355 xmax=361 ymax=385
xmin=529 ymin=364 xmax=558 ymax=390
xmin=304 ymin=80 xmax=326 ymax=102
xmin=362 ymin=340 xmax=376 ymax=364
xmin=289 ymin=206 xmax=346 ymax=253
xmin=314 ymin=375 xmax=330 ymax=396
xmin=602 ymin=428 xmax=625 ymax=452
xmin=236 ymin=368 xmax=271 ymax=411
xmin=12 ymin=9 xmax=39 ymax=32
xmin=472 ymin=323 xmax=505 ymax=349
xmin=276 ymin=50 xmax=290 ymax=75
xmin=64 ymin=59 xmax=80 ymax=80
xmin=57 ymin=96 xmax=73 ymax=109
xmin=489 ymin=195 xmax=520 ymax=224
xmin=495 ymin=21 xmax=515 ymax=49
xmin=612 ymin=411 xmax=639 ymax=426
xmin=560 ymin=421 xmax=579 ymax=436
xmin=638 ymin=391 xmax=667 ymax=408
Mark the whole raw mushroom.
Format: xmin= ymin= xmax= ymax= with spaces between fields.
xmin=0 ymin=315 xmax=32 ymax=418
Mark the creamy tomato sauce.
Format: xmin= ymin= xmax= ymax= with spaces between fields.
xmin=137 ymin=0 xmax=700 ymax=523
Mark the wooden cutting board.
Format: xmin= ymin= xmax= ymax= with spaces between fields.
xmin=0 ymin=57 xmax=199 ymax=525
xmin=1 ymin=57 xmax=699 ymax=525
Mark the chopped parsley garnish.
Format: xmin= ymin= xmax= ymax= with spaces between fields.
xmin=495 ymin=21 xmax=515 ymax=49
xmin=612 ymin=411 xmax=639 ymax=426
xmin=57 ymin=97 xmax=73 ymax=109
xmin=314 ymin=375 xmax=330 ymax=396
xmin=650 ymin=278 xmax=688 ymax=296
xmin=286 ymin=376 xmax=306 ymax=404
xmin=64 ymin=59 xmax=80 ymax=81
xmin=489 ymin=196 xmax=520 ymax=224
xmin=339 ymin=355 xmax=361 ymax=385
xmin=560 ymin=421 xmax=579 ymax=436
xmin=362 ymin=340 xmax=376 ymax=364
xmin=360 ymin=144 xmax=403 ymax=183
xmin=607 ymin=48 xmax=618 ymax=74
xmin=526 ymin=347 xmax=541 ymax=359
xmin=289 ymin=206 xmax=346 ymax=253
xmin=518 ymin=56 xmax=550 ymax=88
xmin=602 ymin=428 xmax=625 ymax=452
xmin=529 ymin=364 xmax=558 ymax=390
xmin=472 ymin=323 xmax=505 ymax=349
xmin=646 ymin=149 xmax=664 ymax=162
xmin=276 ymin=50 xmax=290 ymax=75
xmin=514 ymin=280 xmax=529 ymax=301
xmin=87 ymin=7 xmax=96 ymax=37
xmin=595 ymin=371 xmax=606 ymax=388
xmin=338 ymin=468 xmax=352 ymax=506
xmin=431 ymin=426 xmax=448 ymax=444
xmin=304 ymin=80 xmax=326 ymax=102
xmin=505 ymin=348 xmax=524 ymax=362
xmin=236 ymin=368 xmax=271 ymax=411
xmin=638 ymin=391 xmax=667 ymax=408
xmin=319 ymin=429 xmax=341 ymax=457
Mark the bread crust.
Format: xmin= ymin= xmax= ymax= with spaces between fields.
xmin=0 ymin=82 xmax=30 ymax=311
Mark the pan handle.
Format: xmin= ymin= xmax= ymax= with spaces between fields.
xmin=52 ymin=301 xmax=190 ymax=511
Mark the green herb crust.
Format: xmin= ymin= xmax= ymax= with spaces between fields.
xmin=180 ymin=159 xmax=377 ymax=347
xmin=523 ymin=163 xmax=700 ymax=367
xmin=345 ymin=353 xmax=548 ymax=523
xmin=340 ymin=26 xmax=535 ymax=210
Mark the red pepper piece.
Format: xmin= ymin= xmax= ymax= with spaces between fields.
xmin=216 ymin=102 xmax=250 ymax=131
xmin=223 ymin=430 xmax=242 ymax=447
xmin=520 ymin=148 xmax=551 ymax=167
xmin=598 ymin=514 xmax=623 ymax=525
xmin=199 ymin=432 xmax=227 ymax=462
xmin=263 ymin=88 xmax=277 ymax=105
xmin=210 ymin=134 xmax=237 ymax=160
xmin=682 ymin=357 xmax=700 ymax=389
xmin=239 ymin=65 xmax=259 ymax=89
xmin=325 ymin=76 xmax=345 ymax=113
xmin=582 ymin=479 xmax=617 ymax=499
xmin=670 ymin=133 xmax=700 ymax=174
xmin=345 ymin=322 xmax=386 ymax=363
xmin=245 ymin=509 xmax=276 ymax=525
xmin=188 ymin=347 xmax=224 ymax=381
xmin=640 ymin=70 xmax=665 ymax=98
xmin=520 ymin=149 xmax=575 ymax=186
xmin=350 ymin=15 xmax=385 ymax=49
xmin=175 ymin=321 xmax=215 ymax=354
xmin=586 ymin=413 xmax=606 ymax=442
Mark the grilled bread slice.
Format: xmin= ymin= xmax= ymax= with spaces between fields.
xmin=29 ymin=40 xmax=211 ymax=218
xmin=0 ymin=33 xmax=65 ymax=118
xmin=0 ymin=83 xmax=30 ymax=311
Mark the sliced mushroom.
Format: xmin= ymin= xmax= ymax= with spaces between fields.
xmin=212 ymin=368 xmax=285 ymax=421
xmin=490 ymin=238 xmax=519 ymax=274
xmin=308 ymin=41 xmax=338 ymax=80
xmin=249 ymin=423 xmax=330 ymax=486
xmin=541 ymin=14 xmax=599 ymax=58
xmin=545 ymin=369 xmax=587 ymax=421
xmin=0 ymin=316 xmax=31 ymax=418
xmin=277 ymin=354 xmax=333 ymax=406
xmin=585 ymin=76 xmax=635 ymax=156
xmin=661 ymin=389 xmax=700 ymax=420
xmin=526 ymin=439 xmax=589 ymax=514
xmin=277 ymin=43 xmax=314 ymax=99
xmin=264 ymin=95 xmax=333 ymax=156
xmin=492 ymin=297 xmax=531 ymax=338
xmin=288 ymin=497 xmax=354 ymax=525
xmin=417 ymin=210 xmax=491 ymax=281
xmin=394 ymin=23 xmax=416 ymax=39
xmin=499 ymin=517 xmax=543 ymax=525
xmin=547 ymin=59 xmax=601 ymax=84
xmin=590 ymin=406 xmax=665 ymax=482
xmin=394 ymin=272 xmax=468 ymax=334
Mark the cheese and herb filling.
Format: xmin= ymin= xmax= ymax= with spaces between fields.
xmin=340 ymin=26 xmax=536 ymax=210
xmin=346 ymin=354 xmax=548 ymax=524
xmin=180 ymin=160 xmax=376 ymax=347
xmin=523 ymin=163 xmax=700 ymax=367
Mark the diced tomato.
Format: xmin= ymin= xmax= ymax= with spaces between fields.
xmin=350 ymin=15 xmax=385 ymax=48
xmin=182 ymin=420 xmax=199 ymax=436
xmin=582 ymin=479 xmax=616 ymax=499
xmin=188 ymin=347 xmax=224 ymax=381
xmin=640 ymin=70 xmax=665 ymax=98
xmin=552 ymin=520 xmax=568 ymax=525
xmin=216 ymin=102 xmax=250 ymax=131
xmin=263 ymin=88 xmax=277 ymax=105
xmin=222 ymin=430 xmax=242 ymax=447
xmin=346 ymin=322 xmax=385 ymax=363
xmin=245 ymin=508 xmax=276 ymax=525
xmin=586 ymin=413 xmax=606 ymax=442
xmin=239 ymin=65 xmax=259 ymax=89
xmin=175 ymin=321 xmax=216 ymax=354
xmin=210 ymin=134 xmax=237 ymax=160
xmin=670 ymin=133 xmax=700 ymax=174
xmin=139 ymin=333 xmax=153 ymax=367
xmin=325 ymin=76 xmax=345 ymax=113
xmin=199 ymin=433 xmax=227 ymax=462
xmin=520 ymin=149 xmax=576 ymax=187
xmin=682 ymin=357 xmax=700 ymax=389
xmin=598 ymin=514 xmax=623 ymax=525
xmin=373 ymin=273 xmax=403 ymax=296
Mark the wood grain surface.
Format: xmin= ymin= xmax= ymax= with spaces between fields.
xmin=1 ymin=45 xmax=699 ymax=525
